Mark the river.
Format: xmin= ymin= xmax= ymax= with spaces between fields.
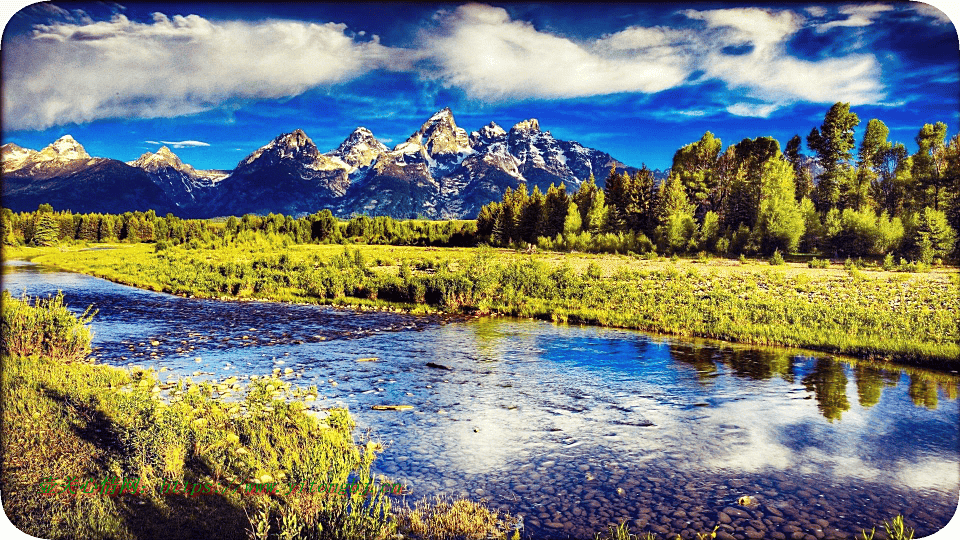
xmin=3 ymin=260 xmax=958 ymax=539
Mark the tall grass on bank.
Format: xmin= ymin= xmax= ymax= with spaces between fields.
xmin=32 ymin=243 xmax=960 ymax=364
xmin=1 ymin=290 xmax=95 ymax=360
xmin=1 ymin=293 xmax=396 ymax=540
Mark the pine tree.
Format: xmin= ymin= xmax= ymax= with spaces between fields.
xmin=755 ymin=159 xmax=805 ymax=254
xmin=655 ymin=173 xmax=696 ymax=254
xmin=808 ymin=102 xmax=860 ymax=212
xmin=33 ymin=212 xmax=59 ymax=246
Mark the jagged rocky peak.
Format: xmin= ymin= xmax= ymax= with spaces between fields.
xmin=1 ymin=142 xmax=39 ymax=172
xmin=274 ymin=129 xmax=316 ymax=152
xmin=470 ymin=122 xmax=507 ymax=147
xmin=131 ymin=146 xmax=189 ymax=171
xmin=329 ymin=127 xmax=388 ymax=170
xmin=510 ymin=118 xmax=541 ymax=134
xmin=409 ymin=107 xmax=471 ymax=157
xmin=240 ymin=129 xmax=319 ymax=167
xmin=38 ymin=134 xmax=90 ymax=161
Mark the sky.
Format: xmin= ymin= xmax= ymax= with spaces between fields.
xmin=1 ymin=1 xmax=958 ymax=172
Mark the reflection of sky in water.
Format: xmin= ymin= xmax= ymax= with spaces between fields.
xmin=4 ymin=261 xmax=959 ymax=532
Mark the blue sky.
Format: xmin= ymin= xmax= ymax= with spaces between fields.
xmin=1 ymin=1 xmax=958 ymax=171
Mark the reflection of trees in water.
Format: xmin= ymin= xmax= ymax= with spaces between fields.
xmin=669 ymin=343 xmax=795 ymax=384
xmin=908 ymin=375 xmax=940 ymax=409
xmin=802 ymin=357 xmax=850 ymax=422
xmin=668 ymin=342 xmax=960 ymax=420
xmin=853 ymin=365 xmax=900 ymax=408
xmin=669 ymin=344 xmax=718 ymax=382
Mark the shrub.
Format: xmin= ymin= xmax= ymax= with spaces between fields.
xmin=769 ymin=250 xmax=785 ymax=265
xmin=1 ymin=291 xmax=95 ymax=361
xmin=808 ymin=257 xmax=829 ymax=269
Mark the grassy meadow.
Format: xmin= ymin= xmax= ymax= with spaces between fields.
xmin=17 ymin=240 xmax=960 ymax=366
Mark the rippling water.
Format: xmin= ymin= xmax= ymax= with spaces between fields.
xmin=4 ymin=260 xmax=959 ymax=539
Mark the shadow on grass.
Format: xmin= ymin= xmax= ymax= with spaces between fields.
xmin=35 ymin=386 xmax=251 ymax=540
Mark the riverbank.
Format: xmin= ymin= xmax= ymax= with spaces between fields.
xmin=15 ymin=242 xmax=960 ymax=367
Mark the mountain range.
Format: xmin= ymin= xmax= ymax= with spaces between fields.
xmin=1 ymin=108 xmax=660 ymax=219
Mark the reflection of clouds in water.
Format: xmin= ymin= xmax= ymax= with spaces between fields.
xmin=696 ymin=383 xmax=959 ymax=495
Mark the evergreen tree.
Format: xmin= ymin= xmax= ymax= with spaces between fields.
xmin=563 ymin=202 xmax=582 ymax=236
xmin=655 ymin=173 xmax=696 ymax=254
xmin=632 ymin=166 xmax=658 ymax=235
xmin=520 ymin=186 xmax=546 ymax=242
xmin=905 ymin=206 xmax=957 ymax=263
xmin=808 ymin=102 xmax=860 ymax=212
xmin=785 ymin=134 xmax=813 ymax=201
xmin=33 ymin=212 xmax=59 ymax=246
xmin=912 ymin=122 xmax=949 ymax=210
xmin=543 ymin=183 xmax=569 ymax=238
xmin=755 ymin=159 xmax=805 ymax=254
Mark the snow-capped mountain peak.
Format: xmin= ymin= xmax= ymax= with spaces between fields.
xmin=327 ymin=127 xmax=388 ymax=171
xmin=406 ymin=107 xmax=472 ymax=165
xmin=130 ymin=146 xmax=192 ymax=173
xmin=38 ymin=135 xmax=91 ymax=162
xmin=510 ymin=119 xmax=541 ymax=133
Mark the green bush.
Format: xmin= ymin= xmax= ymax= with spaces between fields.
xmin=769 ymin=250 xmax=785 ymax=265
xmin=808 ymin=257 xmax=829 ymax=269
xmin=0 ymin=291 xmax=95 ymax=361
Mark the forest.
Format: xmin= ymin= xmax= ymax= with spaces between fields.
xmin=478 ymin=102 xmax=959 ymax=264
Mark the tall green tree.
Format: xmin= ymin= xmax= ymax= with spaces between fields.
xmin=520 ymin=186 xmax=546 ymax=242
xmin=807 ymin=102 xmax=860 ymax=211
xmin=572 ymin=175 xmax=606 ymax=233
xmin=755 ymin=159 xmax=805 ymax=254
xmin=671 ymin=131 xmax=722 ymax=215
xmin=912 ymin=122 xmax=949 ymax=210
xmin=543 ymin=183 xmax=569 ymax=239
xmin=785 ymin=134 xmax=813 ymax=201
xmin=655 ymin=173 xmax=696 ymax=254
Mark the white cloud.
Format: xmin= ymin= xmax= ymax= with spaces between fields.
xmin=419 ymin=3 xmax=693 ymax=100
xmin=3 ymin=12 xmax=405 ymax=130
xmin=816 ymin=4 xmax=895 ymax=33
xmin=3 ymin=3 xmax=891 ymax=129
xmin=912 ymin=2 xmax=953 ymax=24
xmin=805 ymin=6 xmax=828 ymax=18
xmin=685 ymin=7 xmax=884 ymax=112
xmin=145 ymin=140 xmax=210 ymax=148
xmin=726 ymin=103 xmax=781 ymax=118
xmin=421 ymin=4 xmax=884 ymax=111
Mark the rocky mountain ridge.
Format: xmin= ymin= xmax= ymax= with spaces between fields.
xmin=2 ymin=109 xmax=639 ymax=218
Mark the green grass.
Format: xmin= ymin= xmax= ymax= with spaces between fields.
xmin=2 ymin=293 xmax=397 ymax=540
xmin=27 ymin=241 xmax=960 ymax=365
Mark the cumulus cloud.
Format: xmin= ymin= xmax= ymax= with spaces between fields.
xmin=3 ymin=11 xmax=406 ymax=130
xmin=419 ymin=4 xmax=884 ymax=115
xmin=145 ymin=140 xmax=210 ymax=148
xmin=815 ymin=4 xmax=895 ymax=33
xmin=685 ymin=7 xmax=884 ymax=115
xmin=3 ymin=3 xmax=892 ymax=127
xmin=419 ymin=3 xmax=694 ymax=100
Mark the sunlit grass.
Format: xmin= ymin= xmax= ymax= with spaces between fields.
xmin=29 ymin=242 xmax=960 ymax=364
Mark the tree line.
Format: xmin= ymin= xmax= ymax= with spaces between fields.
xmin=476 ymin=102 xmax=959 ymax=263
xmin=1 ymin=206 xmax=477 ymax=249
